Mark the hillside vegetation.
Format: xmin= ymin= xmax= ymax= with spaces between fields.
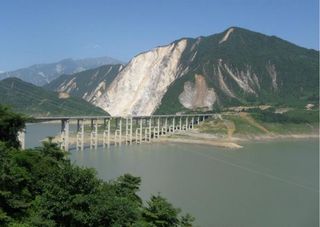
xmin=0 ymin=105 xmax=194 ymax=226
xmin=197 ymin=107 xmax=319 ymax=137
xmin=0 ymin=78 xmax=107 ymax=117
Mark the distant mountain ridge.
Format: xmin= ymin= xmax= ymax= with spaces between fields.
xmin=45 ymin=27 xmax=319 ymax=116
xmin=0 ymin=56 xmax=123 ymax=86
xmin=0 ymin=77 xmax=107 ymax=117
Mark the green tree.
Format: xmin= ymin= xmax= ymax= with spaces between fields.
xmin=37 ymin=137 xmax=66 ymax=161
xmin=0 ymin=104 xmax=195 ymax=226
xmin=180 ymin=213 xmax=195 ymax=227
xmin=142 ymin=194 xmax=181 ymax=227
xmin=0 ymin=105 xmax=27 ymax=148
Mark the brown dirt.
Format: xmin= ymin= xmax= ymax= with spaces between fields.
xmin=239 ymin=112 xmax=270 ymax=133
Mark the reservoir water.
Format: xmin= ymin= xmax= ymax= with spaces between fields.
xmin=26 ymin=123 xmax=319 ymax=227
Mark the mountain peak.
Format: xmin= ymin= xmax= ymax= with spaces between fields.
xmin=219 ymin=27 xmax=235 ymax=44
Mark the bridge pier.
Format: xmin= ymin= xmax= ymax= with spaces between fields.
xmin=125 ymin=117 xmax=133 ymax=145
xmin=148 ymin=118 xmax=152 ymax=142
xmin=103 ymin=119 xmax=111 ymax=148
xmin=60 ymin=119 xmax=69 ymax=151
xmin=76 ymin=119 xmax=85 ymax=151
xmin=172 ymin=117 xmax=176 ymax=133
xmin=119 ymin=118 xmax=122 ymax=146
xmin=18 ymin=129 xmax=26 ymax=150
xmin=31 ymin=114 xmax=217 ymax=151
xmin=156 ymin=117 xmax=160 ymax=139
xmin=162 ymin=117 xmax=168 ymax=135
xmin=90 ymin=119 xmax=98 ymax=150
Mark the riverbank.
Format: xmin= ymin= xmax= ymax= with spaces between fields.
xmin=156 ymin=130 xmax=318 ymax=149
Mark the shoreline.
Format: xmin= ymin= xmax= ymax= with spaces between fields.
xmin=156 ymin=132 xmax=319 ymax=149
xmin=48 ymin=131 xmax=318 ymax=150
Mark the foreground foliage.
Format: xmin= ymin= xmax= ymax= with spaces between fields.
xmin=0 ymin=106 xmax=194 ymax=226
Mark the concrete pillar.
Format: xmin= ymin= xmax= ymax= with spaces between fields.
xmin=172 ymin=117 xmax=175 ymax=133
xmin=103 ymin=119 xmax=111 ymax=148
xmin=18 ymin=128 xmax=25 ymax=150
xmin=191 ymin=117 xmax=194 ymax=129
xmin=76 ymin=119 xmax=84 ymax=151
xmin=157 ymin=117 xmax=160 ymax=138
xmin=148 ymin=118 xmax=152 ymax=142
xmin=164 ymin=117 xmax=168 ymax=134
xmin=90 ymin=119 xmax=98 ymax=150
xmin=115 ymin=130 xmax=120 ymax=146
xmin=61 ymin=119 xmax=69 ymax=151
xmin=108 ymin=119 xmax=111 ymax=148
xmin=144 ymin=128 xmax=148 ymax=142
xmin=139 ymin=118 xmax=143 ymax=143
xmin=185 ymin=117 xmax=189 ymax=130
xmin=125 ymin=118 xmax=129 ymax=145
xmin=197 ymin=116 xmax=200 ymax=124
xmin=179 ymin=117 xmax=182 ymax=131
xmin=119 ymin=118 xmax=122 ymax=146
xmin=129 ymin=117 xmax=133 ymax=144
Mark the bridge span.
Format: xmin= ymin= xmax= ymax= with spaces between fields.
xmin=19 ymin=114 xmax=220 ymax=151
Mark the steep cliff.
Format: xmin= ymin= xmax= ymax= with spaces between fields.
xmin=45 ymin=27 xmax=319 ymax=116
xmin=92 ymin=40 xmax=188 ymax=116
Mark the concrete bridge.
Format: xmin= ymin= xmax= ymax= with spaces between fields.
xmin=19 ymin=114 xmax=220 ymax=151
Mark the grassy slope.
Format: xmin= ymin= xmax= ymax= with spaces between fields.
xmin=197 ymin=108 xmax=319 ymax=137
xmin=0 ymin=78 xmax=107 ymax=117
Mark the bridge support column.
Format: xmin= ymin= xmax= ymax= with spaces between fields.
xmin=90 ymin=119 xmax=98 ymax=150
xmin=125 ymin=117 xmax=133 ymax=145
xmin=138 ymin=118 xmax=143 ymax=143
xmin=149 ymin=118 xmax=152 ymax=142
xmin=144 ymin=128 xmax=148 ymax=142
xmin=157 ymin=117 xmax=160 ymax=139
xmin=163 ymin=117 xmax=168 ymax=135
xmin=119 ymin=118 xmax=122 ymax=146
xmin=76 ymin=119 xmax=85 ymax=151
xmin=172 ymin=117 xmax=175 ymax=133
xmin=179 ymin=117 xmax=182 ymax=131
xmin=191 ymin=117 xmax=194 ymax=129
xmin=60 ymin=119 xmax=69 ymax=151
xmin=103 ymin=119 xmax=111 ymax=148
xmin=185 ymin=117 xmax=189 ymax=130
xmin=18 ymin=128 xmax=25 ymax=150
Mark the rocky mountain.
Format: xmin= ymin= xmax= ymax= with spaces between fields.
xmin=44 ymin=64 xmax=124 ymax=103
xmin=0 ymin=56 xmax=123 ymax=86
xmin=45 ymin=27 xmax=319 ymax=116
xmin=0 ymin=77 xmax=107 ymax=117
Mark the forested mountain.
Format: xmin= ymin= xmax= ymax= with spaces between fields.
xmin=45 ymin=27 xmax=319 ymax=116
xmin=0 ymin=78 xmax=107 ymax=117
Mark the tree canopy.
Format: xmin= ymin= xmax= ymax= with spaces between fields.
xmin=0 ymin=105 xmax=194 ymax=226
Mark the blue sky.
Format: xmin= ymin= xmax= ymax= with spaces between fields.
xmin=0 ymin=0 xmax=318 ymax=71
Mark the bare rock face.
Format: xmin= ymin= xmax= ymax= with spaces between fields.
xmin=93 ymin=39 xmax=188 ymax=116
xmin=179 ymin=74 xmax=216 ymax=110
